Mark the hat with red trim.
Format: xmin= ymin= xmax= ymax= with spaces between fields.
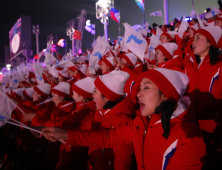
xmin=72 ymin=77 xmax=95 ymax=99
xmin=94 ymin=70 xmax=129 ymax=102
xmin=51 ymin=82 xmax=71 ymax=98
xmin=141 ymin=68 xmax=189 ymax=101
xmin=155 ymin=43 xmax=178 ymax=60
xmin=33 ymin=83 xmax=51 ymax=98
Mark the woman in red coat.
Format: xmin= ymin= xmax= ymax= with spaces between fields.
xmin=182 ymin=25 xmax=222 ymax=169
xmin=42 ymin=68 xmax=206 ymax=170
xmin=45 ymin=70 xmax=135 ymax=170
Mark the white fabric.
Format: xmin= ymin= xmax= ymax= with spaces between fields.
xmin=123 ymin=23 xmax=147 ymax=62
xmin=105 ymin=56 xmax=115 ymax=67
xmin=156 ymin=26 xmax=163 ymax=39
xmin=13 ymin=88 xmax=25 ymax=97
xmin=74 ymin=77 xmax=95 ymax=93
xmin=53 ymin=82 xmax=70 ymax=95
xmin=100 ymin=70 xmax=129 ymax=95
xmin=124 ymin=53 xmax=137 ymax=66
xmin=201 ymin=25 xmax=222 ymax=44
xmin=24 ymin=87 xmax=34 ymax=98
xmin=59 ymin=69 xmax=69 ymax=78
xmin=34 ymin=62 xmax=44 ymax=85
xmin=190 ymin=23 xmax=199 ymax=31
xmin=36 ymin=83 xmax=51 ymax=95
xmin=154 ymin=68 xmax=189 ymax=97
xmin=159 ymin=43 xmax=178 ymax=57
xmin=205 ymin=7 xmax=221 ymax=19
xmin=0 ymin=91 xmax=17 ymax=127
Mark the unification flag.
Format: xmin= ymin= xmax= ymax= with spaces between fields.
xmin=110 ymin=8 xmax=120 ymax=23
xmin=135 ymin=0 xmax=144 ymax=12
xmin=85 ymin=20 xmax=95 ymax=35
xmin=73 ymin=30 xmax=82 ymax=40
xmin=150 ymin=10 xmax=162 ymax=17
xmin=57 ymin=39 xmax=67 ymax=47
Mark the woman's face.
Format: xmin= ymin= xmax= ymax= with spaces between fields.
xmin=188 ymin=29 xmax=194 ymax=38
xmin=215 ymin=20 xmax=222 ymax=29
xmin=100 ymin=61 xmax=110 ymax=74
xmin=72 ymin=91 xmax=83 ymax=102
xmin=137 ymin=78 xmax=166 ymax=117
xmin=155 ymin=49 xmax=166 ymax=65
xmin=160 ymin=35 xmax=170 ymax=43
xmin=68 ymin=69 xmax=78 ymax=78
xmin=52 ymin=93 xmax=64 ymax=106
xmin=92 ymin=87 xmax=108 ymax=111
xmin=192 ymin=33 xmax=211 ymax=57
xmin=58 ymin=75 xmax=64 ymax=82
xmin=33 ymin=90 xmax=42 ymax=102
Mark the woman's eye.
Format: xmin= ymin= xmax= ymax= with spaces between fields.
xmin=144 ymin=87 xmax=149 ymax=90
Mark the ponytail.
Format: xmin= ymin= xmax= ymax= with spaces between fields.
xmin=155 ymin=97 xmax=177 ymax=139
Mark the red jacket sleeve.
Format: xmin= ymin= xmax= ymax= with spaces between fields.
xmin=67 ymin=121 xmax=134 ymax=148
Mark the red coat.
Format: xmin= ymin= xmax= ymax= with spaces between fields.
xmin=184 ymin=55 xmax=222 ymax=133
xmin=68 ymin=97 xmax=135 ymax=170
xmin=67 ymin=98 xmax=206 ymax=170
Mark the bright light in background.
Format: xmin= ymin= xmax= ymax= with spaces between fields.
xmin=97 ymin=0 xmax=109 ymax=8
xmin=0 ymin=72 xmax=2 ymax=75
xmin=204 ymin=10 xmax=207 ymax=13
xmin=6 ymin=64 xmax=12 ymax=70
xmin=185 ymin=18 xmax=192 ymax=21
xmin=86 ymin=20 xmax=91 ymax=25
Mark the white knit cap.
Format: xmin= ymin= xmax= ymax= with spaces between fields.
xmin=110 ymin=50 xmax=117 ymax=58
xmin=51 ymin=82 xmax=71 ymax=98
xmin=122 ymin=53 xmax=137 ymax=68
xmin=155 ymin=43 xmax=178 ymax=60
xmin=195 ymin=25 xmax=222 ymax=47
xmin=23 ymin=87 xmax=34 ymax=99
xmin=33 ymin=83 xmax=51 ymax=97
xmin=72 ymin=77 xmax=95 ymax=99
xmin=205 ymin=7 xmax=221 ymax=19
xmin=189 ymin=23 xmax=199 ymax=32
xmin=141 ymin=68 xmax=189 ymax=101
xmin=94 ymin=70 xmax=129 ymax=102
xmin=58 ymin=69 xmax=70 ymax=79
xmin=101 ymin=56 xmax=115 ymax=70
xmin=13 ymin=88 xmax=24 ymax=98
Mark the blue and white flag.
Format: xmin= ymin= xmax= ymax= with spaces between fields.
xmin=123 ymin=23 xmax=147 ymax=62
xmin=85 ymin=20 xmax=95 ymax=35
xmin=150 ymin=10 xmax=162 ymax=17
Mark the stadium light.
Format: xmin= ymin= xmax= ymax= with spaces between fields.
xmin=96 ymin=0 xmax=114 ymax=40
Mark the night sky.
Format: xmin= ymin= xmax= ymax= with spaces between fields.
xmin=1 ymin=0 xmax=218 ymax=67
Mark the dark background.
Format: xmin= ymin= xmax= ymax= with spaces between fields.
xmin=0 ymin=0 xmax=218 ymax=66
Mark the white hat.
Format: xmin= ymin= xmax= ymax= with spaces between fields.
xmin=155 ymin=43 xmax=178 ymax=60
xmin=141 ymin=68 xmax=189 ymax=101
xmin=51 ymin=82 xmax=71 ymax=98
xmin=58 ymin=69 xmax=70 ymax=79
xmin=94 ymin=70 xmax=129 ymax=102
xmin=121 ymin=53 xmax=137 ymax=68
xmin=33 ymin=83 xmax=51 ymax=98
xmin=215 ymin=14 xmax=222 ymax=22
xmin=23 ymin=87 xmax=34 ymax=100
xmin=101 ymin=56 xmax=115 ymax=70
xmin=205 ymin=7 xmax=221 ymax=19
xmin=110 ymin=50 xmax=117 ymax=58
xmin=195 ymin=25 xmax=222 ymax=47
xmin=189 ymin=23 xmax=199 ymax=32
xmin=72 ymin=77 xmax=95 ymax=99
xmin=13 ymin=88 xmax=24 ymax=98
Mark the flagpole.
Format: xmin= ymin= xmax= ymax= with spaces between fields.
xmin=94 ymin=24 xmax=96 ymax=40
xmin=119 ymin=12 xmax=121 ymax=36
xmin=143 ymin=0 xmax=145 ymax=26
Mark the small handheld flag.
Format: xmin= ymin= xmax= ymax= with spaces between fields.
xmin=135 ymin=0 xmax=144 ymax=12
xmin=110 ymin=8 xmax=120 ymax=23
xmin=85 ymin=20 xmax=96 ymax=35
xmin=150 ymin=10 xmax=162 ymax=17
xmin=73 ymin=30 xmax=82 ymax=40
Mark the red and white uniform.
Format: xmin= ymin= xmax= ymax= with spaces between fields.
xmin=67 ymin=99 xmax=206 ymax=170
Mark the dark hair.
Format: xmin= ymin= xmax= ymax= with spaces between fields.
xmin=155 ymin=90 xmax=177 ymax=139
xmin=195 ymin=43 xmax=222 ymax=65
xmin=101 ymin=93 xmax=124 ymax=109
